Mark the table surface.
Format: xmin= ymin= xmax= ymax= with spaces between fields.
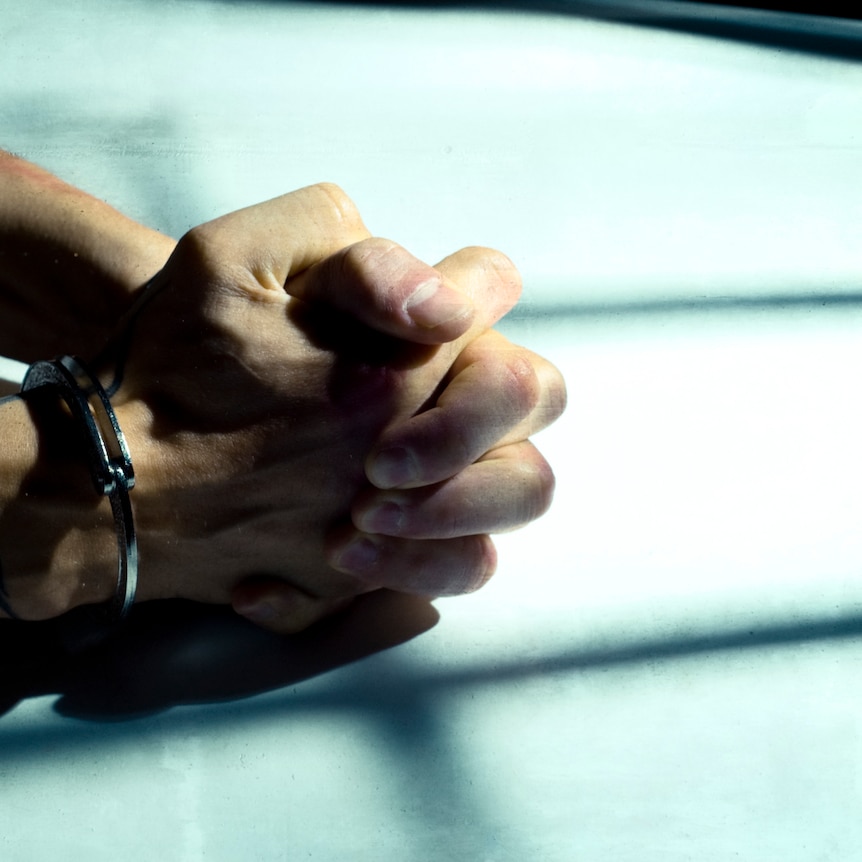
xmin=2 ymin=2 xmax=862 ymax=860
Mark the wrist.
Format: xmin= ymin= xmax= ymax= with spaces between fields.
xmin=0 ymin=152 xmax=176 ymax=362
xmin=0 ymin=392 xmax=116 ymax=620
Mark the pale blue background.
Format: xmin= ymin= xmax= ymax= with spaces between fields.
xmin=2 ymin=2 xmax=862 ymax=859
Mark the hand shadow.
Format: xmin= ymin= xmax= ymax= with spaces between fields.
xmin=0 ymin=590 xmax=439 ymax=722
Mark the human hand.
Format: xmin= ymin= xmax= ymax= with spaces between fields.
xmin=234 ymin=319 xmax=565 ymax=633
xmin=121 ymin=185 xmax=563 ymax=629
xmin=1 ymin=184 xmax=564 ymax=630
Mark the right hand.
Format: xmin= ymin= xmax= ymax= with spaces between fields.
xmin=99 ymin=185 xmax=548 ymax=626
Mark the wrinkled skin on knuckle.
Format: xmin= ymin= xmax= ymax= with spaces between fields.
xmin=311 ymin=182 xmax=366 ymax=236
xmin=460 ymin=245 xmax=523 ymax=308
xmin=501 ymin=351 xmax=542 ymax=419
xmin=149 ymin=226 xmax=253 ymax=331
xmin=343 ymin=236 xmax=402 ymax=271
xmin=480 ymin=246 xmax=522 ymax=292
xmin=337 ymin=237 xmax=410 ymax=311
xmin=320 ymin=237 xmax=401 ymax=317
xmin=175 ymin=220 xmax=231 ymax=278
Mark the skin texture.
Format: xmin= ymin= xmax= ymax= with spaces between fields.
xmin=0 ymin=160 xmax=566 ymax=633
xmin=101 ymin=187 xmax=563 ymax=632
xmin=0 ymin=151 xmax=175 ymax=362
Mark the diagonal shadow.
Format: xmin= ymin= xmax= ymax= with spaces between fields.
xmin=501 ymin=289 xmax=862 ymax=325
xmin=1 ymin=585 xmax=860 ymax=727
xmin=261 ymin=608 xmax=862 ymax=720
xmin=1 ymin=579 xmax=858 ymax=861
xmin=219 ymin=0 xmax=862 ymax=62
xmin=0 ymin=591 xmax=440 ymax=723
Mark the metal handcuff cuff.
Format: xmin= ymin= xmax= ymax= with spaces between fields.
xmin=20 ymin=354 xmax=138 ymax=628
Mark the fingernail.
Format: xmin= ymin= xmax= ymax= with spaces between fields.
xmin=356 ymin=500 xmax=405 ymax=534
xmin=332 ymin=535 xmax=380 ymax=575
xmin=234 ymin=598 xmax=277 ymax=624
xmin=367 ymin=447 xmax=419 ymax=488
xmin=403 ymin=279 xmax=473 ymax=329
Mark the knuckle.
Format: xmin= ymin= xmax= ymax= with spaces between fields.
xmin=346 ymin=236 xmax=402 ymax=265
xmin=458 ymin=245 xmax=515 ymax=271
xmin=528 ymin=454 xmax=557 ymax=520
xmin=539 ymin=358 xmax=568 ymax=422
xmin=430 ymin=535 xmax=497 ymax=596
xmin=309 ymin=182 xmax=366 ymax=235
xmin=174 ymin=222 xmax=246 ymax=300
xmin=464 ymin=246 xmax=523 ymax=302
xmin=338 ymin=237 xmax=404 ymax=299
xmin=171 ymin=226 xmax=244 ymax=312
xmin=176 ymin=221 xmax=220 ymax=270
xmin=465 ymin=535 xmax=498 ymax=593
xmin=441 ymin=246 xmax=521 ymax=321
xmin=501 ymin=352 xmax=542 ymax=418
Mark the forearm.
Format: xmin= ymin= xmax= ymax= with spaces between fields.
xmin=0 ymin=152 xmax=175 ymax=362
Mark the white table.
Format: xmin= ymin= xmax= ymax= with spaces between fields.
xmin=2 ymin=2 xmax=862 ymax=859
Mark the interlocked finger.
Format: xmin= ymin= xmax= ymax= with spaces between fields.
xmin=366 ymin=329 xmax=565 ymax=490
xmin=354 ymin=441 xmax=555 ymax=539
xmin=232 ymin=578 xmax=356 ymax=634
xmin=286 ymin=237 xmax=477 ymax=344
xmin=325 ymin=527 xmax=497 ymax=598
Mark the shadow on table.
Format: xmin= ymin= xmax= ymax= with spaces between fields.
xmin=502 ymin=290 xmax=862 ymax=324
xmin=4 ymin=580 xmax=862 ymax=724
xmin=0 ymin=591 xmax=439 ymax=722
xmin=280 ymin=605 xmax=862 ymax=719
xmin=242 ymin=0 xmax=862 ymax=62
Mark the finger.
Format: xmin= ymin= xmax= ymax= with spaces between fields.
xmin=286 ymin=237 xmax=476 ymax=344
xmin=442 ymin=332 xmax=568 ymax=449
xmin=365 ymin=330 xmax=541 ymax=489
xmin=326 ymin=526 xmax=497 ymax=597
xmin=489 ymin=348 xmax=568 ymax=447
xmin=433 ymin=246 xmax=522 ymax=336
xmin=178 ymin=182 xmax=372 ymax=289
xmin=363 ymin=248 xmax=524 ymax=488
xmin=232 ymin=578 xmax=355 ymax=635
xmin=353 ymin=441 xmax=555 ymax=539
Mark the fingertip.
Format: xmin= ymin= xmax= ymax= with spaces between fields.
xmin=232 ymin=593 xmax=279 ymax=626
xmin=232 ymin=580 xmax=347 ymax=635
xmin=365 ymin=446 xmax=420 ymax=489
xmin=326 ymin=531 xmax=382 ymax=581
xmin=469 ymin=534 xmax=498 ymax=594
xmin=433 ymin=246 xmax=523 ymax=327
xmin=352 ymin=498 xmax=406 ymax=536
xmin=411 ymin=534 xmax=498 ymax=597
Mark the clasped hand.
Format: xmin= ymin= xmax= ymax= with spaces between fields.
xmin=14 ymin=184 xmax=566 ymax=634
